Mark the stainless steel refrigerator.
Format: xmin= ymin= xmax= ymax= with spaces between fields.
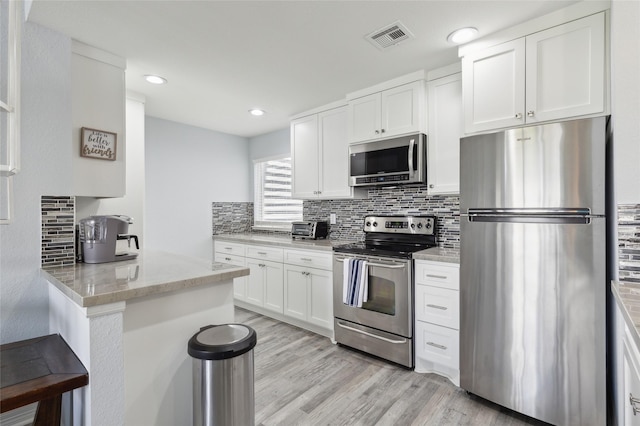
xmin=460 ymin=116 xmax=607 ymax=425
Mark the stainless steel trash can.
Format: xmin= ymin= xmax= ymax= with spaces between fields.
xmin=188 ymin=324 xmax=257 ymax=426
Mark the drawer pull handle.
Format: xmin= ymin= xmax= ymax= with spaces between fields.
xmin=224 ymin=247 xmax=233 ymax=250
xmin=426 ymin=304 xmax=448 ymax=310
xmin=224 ymin=257 xmax=231 ymax=261
xmin=258 ymin=264 xmax=265 ymax=268
xmin=257 ymin=251 xmax=268 ymax=255
xmin=301 ymin=271 xmax=310 ymax=276
xmin=426 ymin=274 xmax=447 ymax=280
xmin=300 ymin=257 xmax=313 ymax=261
xmin=630 ymin=394 xmax=640 ymax=415
xmin=426 ymin=342 xmax=447 ymax=350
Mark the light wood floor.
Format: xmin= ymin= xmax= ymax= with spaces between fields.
xmin=234 ymin=307 xmax=547 ymax=426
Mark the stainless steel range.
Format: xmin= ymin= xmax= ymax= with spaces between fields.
xmin=332 ymin=215 xmax=437 ymax=368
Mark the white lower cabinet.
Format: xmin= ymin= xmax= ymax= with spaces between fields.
xmin=214 ymin=252 xmax=247 ymax=301
xmin=414 ymin=260 xmax=460 ymax=386
xmin=245 ymin=246 xmax=284 ymax=314
xmin=215 ymin=240 xmax=334 ymax=337
xmin=617 ymin=301 xmax=640 ymax=426
xmin=284 ymin=263 xmax=333 ymax=330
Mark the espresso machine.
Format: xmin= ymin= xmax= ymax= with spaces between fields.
xmin=78 ymin=215 xmax=139 ymax=264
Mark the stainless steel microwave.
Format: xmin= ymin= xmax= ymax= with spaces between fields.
xmin=348 ymin=133 xmax=426 ymax=187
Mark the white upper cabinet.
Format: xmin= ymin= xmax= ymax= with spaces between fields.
xmin=347 ymin=75 xmax=426 ymax=143
xmin=291 ymin=103 xmax=359 ymax=200
xmin=462 ymin=12 xmax=606 ymax=134
xmin=291 ymin=114 xmax=319 ymax=199
xmin=427 ymin=71 xmax=463 ymax=195
xmin=525 ymin=13 xmax=605 ymax=124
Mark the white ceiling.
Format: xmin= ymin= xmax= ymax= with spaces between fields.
xmin=27 ymin=1 xmax=578 ymax=138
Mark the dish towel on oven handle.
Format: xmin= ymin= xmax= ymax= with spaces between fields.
xmin=343 ymin=258 xmax=369 ymax=307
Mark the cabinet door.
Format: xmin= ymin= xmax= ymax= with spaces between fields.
xmin=525 ymin=13 xmax=605 ymax=123
xmin=245 ymin=258 xmax=265 ymax=307
xmin=463 ymin=38 xmax=526 ymax=133
xmin=284 ymin=265 xmax=308 ymax=321
xmin=263 ymin=260 xmax=284 ymax=314
xmin=214 ymin=252 xmax=247 ymax=301
xmin=427 ymin=73 xmax=462 ymax=194
xmin=318 ymin=106 xmax=352 ymax=199
xmin=348 ymin=93 xmax=380 ymax=143
xmin=291 ymin=114 xmax=320 ymax=198
xmin=381 ymin=81 xmax=423 ymax=138
xmin=415 ymin=321 xmax=459 ymax=370
xmin=308 ymin=268 xmax=333 ymax=330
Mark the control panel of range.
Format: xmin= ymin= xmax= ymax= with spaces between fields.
xmin=363 ymin=215 xmax=436 ymax=235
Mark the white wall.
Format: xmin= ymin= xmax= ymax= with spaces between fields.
xmin=611 ymin=0 xmax=640 ymax=204
xmin=0 ymin=21 xmax=72 ymax=343
xmin=145 ymin=117 xmax=250 ymax=260
xmin=76 ymin=94 xmax=147 ymax=253
xmin=248 ymin=127 xmax=290 ymax=199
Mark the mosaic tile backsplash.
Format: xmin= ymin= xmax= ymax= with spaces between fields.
xmin=212 ymin=202 xmax=254 ymax=234
xmin=213 ymin=185 xmax=460 ymax=249
xmin=618 ymin=204 xmax=640 ymax=283
xmin=304 ymin=185 xmax=459 ymax=248
xmin=41 ymin=196 xmax=75 ymax=268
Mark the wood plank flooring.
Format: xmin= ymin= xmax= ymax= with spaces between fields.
xmin=234 ymin=307 xmax=547 ymax=426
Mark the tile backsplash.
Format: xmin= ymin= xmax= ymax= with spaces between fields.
xmin=304 ymin=186 xmax=459 ymax=248
xmin=618 ymin=204 xmax=640 ymax=283
xmin=41 ymin=196 xmax=75 ymax=268
xmin=213 ymin=185 xmax=460 ymax=249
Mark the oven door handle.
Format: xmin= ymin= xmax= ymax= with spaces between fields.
xmin=334 ymin=258 xmax=406 ymax=269
xmin=336 ymin=321 xmax=408 ymax=344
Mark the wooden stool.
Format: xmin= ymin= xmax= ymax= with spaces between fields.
xmin=1 ymin=334 xmax=88 ymax=425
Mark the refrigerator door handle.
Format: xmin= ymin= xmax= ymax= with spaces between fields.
xmin=466 ymin=208 xmax=592 ymax=216
xmin=462 ymin=209 xmax=600 ymax=225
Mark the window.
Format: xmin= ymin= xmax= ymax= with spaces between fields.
xmin=253 ymin=156 xmax=302 ymax=230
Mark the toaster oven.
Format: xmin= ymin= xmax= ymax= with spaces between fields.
xmin=291 ymin=221 xmax=328 ymax=239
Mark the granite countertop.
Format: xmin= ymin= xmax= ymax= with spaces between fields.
xmin=41 ymin=250 xmax=249 ymax=308
xmin=213 ymin=233 xmax=351 ymax=252
xmin=413 ymin=247 xmax=460 ymax=264
xmin=612 ymin=280 xmax=640 ymax=350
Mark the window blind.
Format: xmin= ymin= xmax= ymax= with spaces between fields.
xmin=254 ymin=157 xmax=302 ymax=228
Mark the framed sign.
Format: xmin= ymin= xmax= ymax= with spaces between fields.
xmin=80 ymin=127 xmax=117 ymax=161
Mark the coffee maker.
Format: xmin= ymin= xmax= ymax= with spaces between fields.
xmin=77 ymin=215 xmax=139 ymax=264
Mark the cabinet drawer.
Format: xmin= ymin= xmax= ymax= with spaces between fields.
xmin=415 ymin=285 xmax=459 ymax=329
xmin=415 ymin=321 xmax=459 ymax=370
xmin=246 ymin=245 xmax=284 ymax=262
xmin=284 ymin=249 xmax=332 ymax=270
xmin=214 ymin=252 xmax=245 ymax=265
xmin=215 ymin=241 xmax=245 ymax=257
xmin=415 ymin=261 xmax=459 ymax=290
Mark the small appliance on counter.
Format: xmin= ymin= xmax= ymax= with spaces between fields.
xmin=77 ymin=215 xmax=140 ymax=264
xmin=291 ymin=221 xmax=328 ymax=240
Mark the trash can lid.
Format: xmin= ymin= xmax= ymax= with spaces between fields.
xmin=188 ymin=324 xmax=257 ymax=360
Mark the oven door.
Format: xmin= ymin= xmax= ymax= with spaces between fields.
xmin=348 ymin=134 xmax=425 ymax=186
xmin=332 ymin=253 xmax=412 ymax=337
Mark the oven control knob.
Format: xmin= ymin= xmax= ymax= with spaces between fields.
xmin=372 ymin=222 xmax=378 ymax=228
xmin=425 ymin=221 xmax=432 ymax=229
xmin=410 ymin=223 xmax=415 ymax=229
xmin=366 ymin=221 xmax=371 ymax=227
xmin=417 ymin=223 xmax=423 ymax=229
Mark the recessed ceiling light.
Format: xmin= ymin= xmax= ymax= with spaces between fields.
xmin=144 ymin=75 xmax=167 ymax=85
xmin=447 ymin=27 xmax=479 ymax=44
xmin=249 ymin=109 xmax=265 ymax=116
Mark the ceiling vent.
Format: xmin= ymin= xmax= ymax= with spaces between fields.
xmin=366 ymin=21 xmax=414 ymax=50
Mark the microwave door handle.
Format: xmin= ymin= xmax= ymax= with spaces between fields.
xmin=408 ymin=138 xmax=415 ymax=177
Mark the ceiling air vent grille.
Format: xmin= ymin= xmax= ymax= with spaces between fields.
xmin=367 ymin=21 xmax=414 ymax=50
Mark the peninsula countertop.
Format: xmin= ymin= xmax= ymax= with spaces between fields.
xmin=41 ymin=250 xmax=249 ymax=308
xmin=612 ymin=280 xmax=640 ymax=350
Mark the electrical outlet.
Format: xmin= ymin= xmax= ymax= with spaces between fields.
xmin=330 ymin=213 xmax=336 ymax=225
